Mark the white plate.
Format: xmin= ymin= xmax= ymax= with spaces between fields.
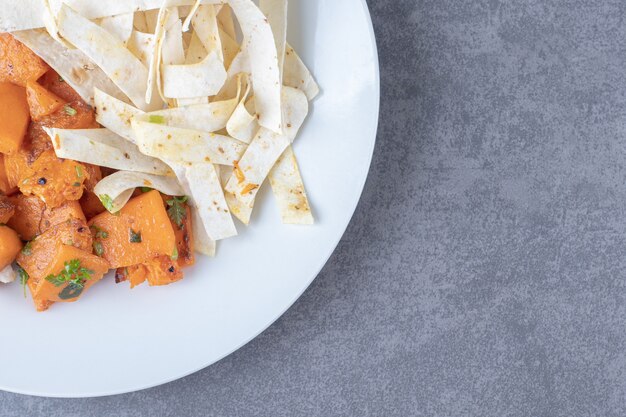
xmin=0 ymin=0 xmax=379 ymax=397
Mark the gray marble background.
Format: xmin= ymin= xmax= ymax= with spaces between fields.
xmin=3 ymin=0 xmax=626 ymax=415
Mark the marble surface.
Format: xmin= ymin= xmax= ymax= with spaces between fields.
xmin=3 ymin=0 xmax=626 ymax=415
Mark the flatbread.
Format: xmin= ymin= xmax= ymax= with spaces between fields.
xmin=131 ymin=120 xmax=246 ymax=165
xmin=46 ymin=127 xmax=173 ymax=175
xmin=56 ymin=4 xmax=162 ymax=110
xmin=13 ymin=29 xmax=128 ymax=105
xmin=94 ymin=171 xmax=184 ymax=213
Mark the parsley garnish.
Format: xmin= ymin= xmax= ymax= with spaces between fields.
xmin=166 ymin=196 xmax=188 ymax=228
xmin=140 ymin=187 xmax=152 ymax=193
xmin=93 ymin=241 xmax=104 ymax=257
xmin=75 ymin=165 xmax=83 ymax=178
xmin=16 ymin=266 xmax=29 ymax=298
xmin=45 ymin=259 xmax=94 ymax=289
xmin=21 ymin=242 xmax=32 ymax=256
xmin=148 ymin=115 xmax=165 ymax=124
xmin=129 ymin=229 xmax=142 ymax=243
xmin=171 ymin=247 xmax=179 ymax=261
xmin=99 ymin=194 xmax=115 ymax=212
xmin=64 ymin=105 xmax=77 ymax=116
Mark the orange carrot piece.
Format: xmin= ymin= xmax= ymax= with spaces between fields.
xmin=26 ymin=81 xmax=66 ymax=121
xmin=80 ymin=191 xmax=107 ymax=220
xmin=0 ymin=34 xmax=48 ymax=87
xmin=0 ymin=154 xmax=17 ymax=194
xmin=38 ymin=69 xmax=82 ymax=103
xmin=0 ymin=195 xmax=14 ymax=224
xmin=8 ymin=194 xmax=85 ymax=240
xmin=0 ymin=225 xmax=22 ymax=269
xmin=89 ymin=190 xmax=176 ymax=268
xmin=32 ymin=244 xmax=109 ymax=304
xmin=0 ymin=82 xmax=30 ymax=155
xmin=19 ymin=150 xmax=87 ymax=208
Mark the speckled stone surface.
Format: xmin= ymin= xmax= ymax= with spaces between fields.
xmin=3 ymin=0 xmax=626 ymax=415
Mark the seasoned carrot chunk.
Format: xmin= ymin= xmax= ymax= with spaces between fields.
xmin=6 ymin=194 xmax=43 ymax=240
xmin=26 ymin=81 xmax=65 ymax=121
xmin=0 ymin=225 xmax=22 ymax=269
xmin=38 ymin=69 xmax=82 ymax=103
xmin=31 ymin=244 xmax=109 ymax=305
xmin=8 ymin=194 xmax=85 ymax=240
xmin=0 ymin=34 xmax=48 ymax=87
xmin=89 ymin=190 xmax=176 ymax=268
xmin=4 ymin=148 xmax=33 ymax=189
xmin=19 ymin=150 xmax=87 ymax=208
xmin=0 ymin=195 xmax=14 ymax=224
xmin=82 ymin=164 xmax=102 ymax=191
xmin=23 ymin=99 xmax=98 ymax=163
xmin=0 ymin=154 xmax=16 ymax=194
xmin=40 ymin=200 xmax=86 ymax=232
xmin=17 ymin=217 xmax=92 ymax=282
xmin=116 ymin=255 xmax=184 ymax=289
xmin=80 ymin=191 xmax=106 ymax=220
xmin=0 ymin=82 xmax=30 ymax=155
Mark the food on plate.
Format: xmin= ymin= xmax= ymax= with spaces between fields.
xmin=0 ymin=0 xmax=318 ymax=311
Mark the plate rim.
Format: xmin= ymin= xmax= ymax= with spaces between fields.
xmin=1 ymin=0 xmax=380 ymax=398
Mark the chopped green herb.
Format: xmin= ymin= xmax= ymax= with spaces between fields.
xmin=129 ymin=229 xmax=142 ymax=243
xmin=93 ymin=241 xmax=104 ymax=257
xmin=148 ymin=115 xmax=165 ymax=124
xmin=73 ymin=182 xmax=81 ymax=187
xmin=171 ymin=247 xmax=179 ymax=261
xmin=45 ymin=259 xmax=94 ymax=289
xmin=90 ymin=225 xmax=109 ymax=239
xmin=166 ymin=196 xmax=189 ymax=229
xmin=99 ymin=194 xmax=115 ymax=212
xmin=75 ymin=165 xmax=83 ymax=178
xmin=21 ymin=242 xmax=32 ymax=256
xmin=140 ymin=187 xmax=152 ymax=193
xmin=58 ymin=75 xmax=65 ymax=82
xmin=16 ymin=266 xmax=29 ymax=298
xmin=64 ymin=105 xmax=77 ymax=116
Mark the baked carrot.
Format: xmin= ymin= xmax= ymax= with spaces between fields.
xmin=6 ymin=194 xmax=44 ymax=240
xmin=17 ymin=217 xmax=92 ymax=283
xmin=0 ymin=34 xmax=48 ymax=87
xmin=116 ymin=265 xmax=147 ymax=288
xmin=0 ymin=195 xmax=14 ymax=224
xmin=0 ymin=225 xmax=22 ymax=269
xmin=0 ymin=154 xmax=16 ymax=194
xmin=8 ymin=194 xmax=85 ymax=240
xmin=4 ymin=148 xmax=32 ymax=190
xmin=38 ymin=69 xmax=82 ymax=103
xmin=17 ymin=218 xmax=93 ymax=311
xmin=24 ymin=99 xmax=99 ymax=162
xmin=27 ymin=283 xmax=53 ymax=312
xmin=0 ymin=82 xmax=30 ymax=155
xmin=40 ymin=200 xmax=86 ymax=232
xmin=80 ymin=191 xmax=107 ymax=220
xmin=116 ymin=254 xmax=184 ymax=288
xmin=31 ymin=244 xmax=109 ymax=305
xmin=82 ymin=164 xmax=102 ymax=191
xmin=19 ymin=150 xmax=87 ymax=208
xmin=77 ymin=165 xmax=104 ymax=219
xmin=143 ymin=255 xmax=184 ymax=286
xmin=89 ymin=190 xmax=176 ymax=268
xmin=26 ymin=81 xmax=66 ymax=121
